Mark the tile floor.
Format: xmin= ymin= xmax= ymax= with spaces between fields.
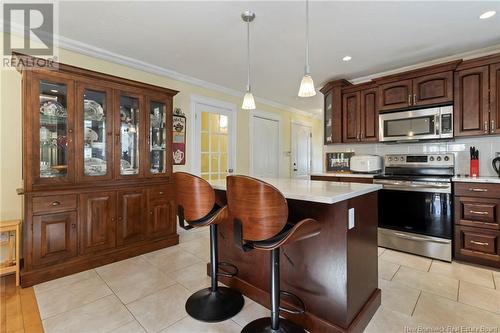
xmin=33 ymin=227 xmax=500 ymax=333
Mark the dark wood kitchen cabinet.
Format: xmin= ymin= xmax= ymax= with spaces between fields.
xmin=16 ymin=54 xmax=179 ymax=287
xmin=321 ymin=80 xmax=351 ymax=144
xmin=490 ymin=63 xmax=500 ymax=134
xmin=117 ymin=189 xmax=147 ymax=246
xmin=32 ymin=211 xmax=78 ymax=268
xmin=378 ymin=79 xmax=412 ymax=112
xmin=79 ymin=192 xmax=116 ymax=254
xmin=342 ymin=85 xmax=378 ymax=142
xmin=454 ymin=182 xmax=500 ymax=268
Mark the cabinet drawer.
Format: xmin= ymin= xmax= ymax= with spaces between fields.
xmin=455 ymin=197 xmax=499 ymax=229
xmin=455 ymin=225 xmax=500 ymax=267
xmin=32 ymin=195 xmax=77 ymax=214
xmin=463 ymin=203 xmax=496 ymax=223
xmin=454 ymin=182 xmax=500 ymax=198
xmin=148 ymin=186 xmax=170 ymax=202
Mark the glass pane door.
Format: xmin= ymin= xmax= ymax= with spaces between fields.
xmin=200 ymin=111 xmax=229 ymax=181
xmin=118 ymin=95 xmax=141 ymax=176
xmin=38 ymin=80 xmax=70 ymax=179
xmin=148 ymin=100 xmax=168 ymax=175
xmin=79 ymin=85 xmax=112 ymax=180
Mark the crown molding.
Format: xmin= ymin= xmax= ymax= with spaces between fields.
xmin=3 ymin=24 xmax=319 ymax=119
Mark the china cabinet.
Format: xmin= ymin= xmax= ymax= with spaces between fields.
xmin=16 ymin=54 xmax=179 ymax=286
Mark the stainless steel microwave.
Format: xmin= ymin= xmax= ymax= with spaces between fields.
xmin=379 ymin=106 xmax=453 ymax=142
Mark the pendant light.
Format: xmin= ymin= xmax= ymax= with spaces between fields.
xmin=241 ymin=10 xmax=256 ymax=110
xmin=298 ymin=0 xmax=316 ymax=97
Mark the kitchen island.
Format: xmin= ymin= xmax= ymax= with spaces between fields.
xmin=209 ymin=178 xmax=382 ymax=333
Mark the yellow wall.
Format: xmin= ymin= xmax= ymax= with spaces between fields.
xmin=0 ymin=33 xmax=322 ymax=220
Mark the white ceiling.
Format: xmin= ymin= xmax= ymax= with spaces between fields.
xmin=58 ymin=1 xmax=500 ymax=115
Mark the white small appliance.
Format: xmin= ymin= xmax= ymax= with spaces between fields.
xmin=349 ymin=155 xmax=383 ymax=174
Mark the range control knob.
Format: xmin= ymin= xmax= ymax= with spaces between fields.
xmin=444 ymin=156 xmax=450 ymax=161
xmin=437 ymin=156 xmax=442 ymax=161
xmin=429 ymin=156 xmax=434 ymax=161
xmin=388 ymin=157 xmax=392 ymax=161
xmin=400 ymin=157 xmax=404 ymax=161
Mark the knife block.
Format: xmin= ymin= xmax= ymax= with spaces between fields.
xmin=470 ymin=159 xmax=479 ymax=177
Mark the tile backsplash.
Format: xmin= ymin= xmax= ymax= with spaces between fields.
xmin=323 ymin=137 xmax=500 ymax=177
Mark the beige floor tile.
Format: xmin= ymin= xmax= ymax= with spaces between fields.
xmin=495 ymin=277 xmax=500 ymax=289
xmin=160 ymin=316 xmax=241 ymax=333
xmin=232 ymin=301 xmax=269 ymax=327
xmin=178 ymin=227 xmax=210 ymax=243
xmin=96 ymin=256 xmax=176 ymax=304
xmin=109 ymin=320 xmax=147 ymax=333
xmin=33 ymin=269 xmax=98 ymax=294
xmin=379 ymin=249 xmax=432 ymax=272
xmin=364 ymin=306 xmax=432 ymax=333
xmin=459 ymin=280 xmax=500 ymax=314
xmin=179 ymin=238 xmax=211 ymax=261
xmin=142 ymin=246 xmax=203 ymax=273
xmin=430 ymin=260 xmax=495 ymax=289
xmin=35 ymin=277 xmax=112 ymax=319
xmin=413 ymin=292 xmax=500 ymax=328
xmin=379 ymin=259 xmax=400 ymax=281
xmin=42 ymin=295 xmax=134 ymax=333
xmin=126 ymin=284 xmax=191 ymax=333
xmin=167 ymin=262 xmax=211 ymax=292
xmin=378 ymin=247 xmax=386 ymax=256
xmin=393 ymin=266 xmax=459 ymax=301
xmin=378 ymin=279 xmax=421 ymax=316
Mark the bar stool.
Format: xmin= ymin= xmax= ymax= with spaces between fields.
xmin=173 ymin=172 xmax=244 ymax=322
xmin=226 ymin=175 xmax=321 ymax=333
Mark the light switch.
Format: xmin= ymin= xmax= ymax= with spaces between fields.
xmin=348 ymin=208 xmax=355 ymax=230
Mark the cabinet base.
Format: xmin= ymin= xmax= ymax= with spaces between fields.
xmin=21 ymin=234 xmax=179 ymax=287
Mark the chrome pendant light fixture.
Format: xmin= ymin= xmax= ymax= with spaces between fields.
xmin=241 ymin=10 xmax=256 ymax=110
xmin=298 ymin=0 xmax=316 ymax=97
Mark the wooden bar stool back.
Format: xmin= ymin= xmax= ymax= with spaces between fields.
xmin=227 ymin=175 xmax=321 ymax=333
xmin=173 ymin=172 xmax=244 ymax=322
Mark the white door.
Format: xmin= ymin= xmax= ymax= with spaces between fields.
xmin=252 ymin=116 xmax=279 ymax=178
xmin=193 ymin=99 xmax=236 ymax=181
xmin=291 ymin=122 xmax=311 ymax=179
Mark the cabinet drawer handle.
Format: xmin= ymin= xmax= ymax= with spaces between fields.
xmin=50 ymin=201 xmax=61 ymax=206
xmin=470 ymin=240 xmax=489 ymax=246
xmin=492 ymin=120 xmax=496 ymax=133
xmin=413 ymin=93 xmax=417 ymax=105
xmin=159 ymin=191 xmax=164 ymax=195
xmin=469 ymin=210 xmax=488 ymax=215
xmin=468 ymin=188 xmax=488 ymax=192
xmin=408 ymin=94 xmax=411 ymax=105
xmin=484 ymin=121 xmax=489 ymax=133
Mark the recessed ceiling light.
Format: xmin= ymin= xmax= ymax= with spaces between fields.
xmin=342 ymin=56 xmax=352 ymax=62
xmin=480 ymin=10 xmax=496 ymax=19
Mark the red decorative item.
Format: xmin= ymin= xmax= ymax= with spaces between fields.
xmin=470 ymin=159 xmax=479 ymax=177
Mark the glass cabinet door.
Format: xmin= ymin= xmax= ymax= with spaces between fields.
xmin=116 ymin=93 xmax=143 ymax=177
xmin=34 ymin=74 xmax=75 ymax=184
xmin=147 ymin=99 xmax=170 ymax=177
xmin=77 ymin=84 xmax=113 ymax=181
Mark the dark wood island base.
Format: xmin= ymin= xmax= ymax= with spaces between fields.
xmin=213 ymin=190 xmax=380 ymax=333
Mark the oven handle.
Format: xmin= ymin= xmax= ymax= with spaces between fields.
xmin=393 ymin=232 xmax=450 ymax=244
xmin=374 ymin=181 xmax=451 ymax=193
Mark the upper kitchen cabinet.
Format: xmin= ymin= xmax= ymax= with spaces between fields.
xmin=377 ymin=61 xmax=459 ymax=112
xmin=454 ymin=54 xmax=500 ymax=137
xmin=342 ymin=84 xmax=378 ymax=143
xmin=146 ymin=96 xmax=172 ymax=178
xmin=320 ymin=80 xmax=351 ymax=144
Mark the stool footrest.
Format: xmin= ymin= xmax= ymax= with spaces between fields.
xmin=217 ymin=262 xmax=238 ymax=278
xmin=279 ymin=290 xmax=305 ymax=315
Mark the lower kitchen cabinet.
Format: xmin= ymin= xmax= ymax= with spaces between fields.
xmin=32 ymin=211 xmax=78 ymax=267
xmin=148 ymin=200 xmax=176 ymax=238
xmin=79 ymin=192 xmax=116 ymax=254
xmin=454 ymin=182 xmax=500 ymax=268
xmin=117 ymin=189 xmax=147 ymax=246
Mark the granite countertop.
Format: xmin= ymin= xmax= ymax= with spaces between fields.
xmin=452 ymin=176 xmax=500 ymax=184
xmin=210 ymin=177 xmax=382 ymax=204
xmin=310 ymin=172 xmax=380 ymax=179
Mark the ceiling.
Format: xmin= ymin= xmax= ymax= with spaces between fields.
xmin=57 ymin=1 xmax=500 ymax=115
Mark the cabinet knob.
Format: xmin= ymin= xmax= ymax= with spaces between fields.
xmin=484 ymin=121 xmax=489 ymax=133
xmin=413 ymin=94 xmax=417 ymax=105
xmin=159 ymin=191 xmax=164 ymax=195
xmin=118 ymin=216 xmax=123 ymax=221
xmin=150 ymin=211 xmax=153 ymax=215
xmin=68 ymin=129 xmax=73 ymax=134
xmin=71 ymin=223 xmax=76 ymax=229
xmin=50 ymin=201 xmax=61 ymax=206
xmin=491 ymin=120 xmax=496 ymax=133
xmin=408 ymin=94 xmax=411 ymax=105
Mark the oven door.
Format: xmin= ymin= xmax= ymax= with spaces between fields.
xmin=375 ymin=180 xmax=452 ymax=239
xmin=379 ymin=108 xmax=440 ymax=142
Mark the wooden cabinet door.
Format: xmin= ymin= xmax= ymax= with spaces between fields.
xmin=360 ymin=88 xmax=378 ymax=142
xmin=490 ymin=63 xmax=500 ymax=135
xmin=145 ymin=96 xmax=172 ymax=178
xmin=32 ymin=212 xmax=77 ymax=267
xmin=117 ymin=189 xmax=146 ymax=245
xmin=79 ymin=192 xmax=116 ymax=254
xmin=378 ymin=80 xmax=412 ymax=112
xmin=148 ymin=200 xmax=176 ymax=238
xmin=324 ymin=91 xmax=334 ymax=144
xmin=342 ymin=92 xmax=360 ymax=142
xmin=454 ymin=66 xmax=490 ymax=137
xmin=412 ymin=71 xmax=453 ymax=107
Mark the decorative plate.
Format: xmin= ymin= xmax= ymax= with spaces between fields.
xmin=40 ymin=100 xmax=66 ymax=117
xmin=84 ymin=100 xmax=104 ymax=121
xmin=120 ymin=159 xmax=131 ymax=170
xmin=84 ymin=127 xmax=99 ymax=142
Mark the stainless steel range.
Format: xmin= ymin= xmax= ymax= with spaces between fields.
xmin=374 ymin=154 xmax=454 ymax=261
